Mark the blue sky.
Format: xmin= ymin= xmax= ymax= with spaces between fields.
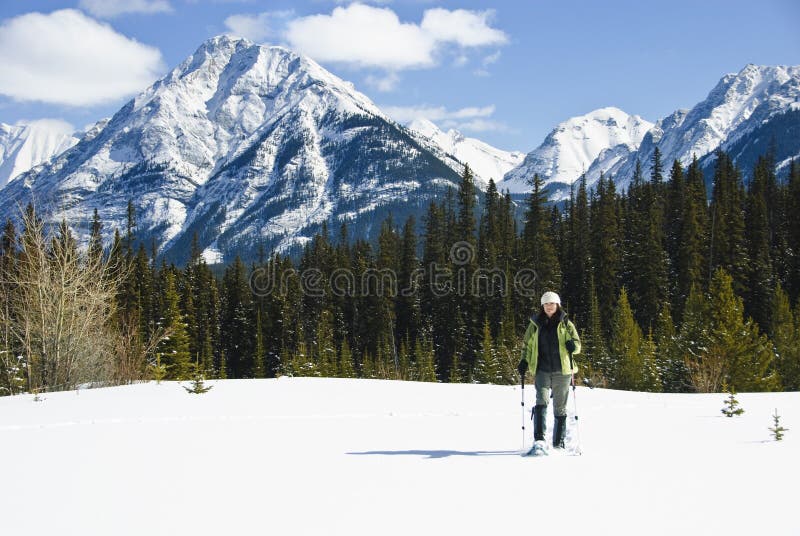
xmin=0 ymin=0 xmax=797 ymax=152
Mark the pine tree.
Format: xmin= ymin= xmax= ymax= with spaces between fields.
xmin=664 ymin=160 xmax=685 ymax=305
xmin=562 ymin=174 xmax=591 ymax=326
xmin=221 ymin=256 xmax=253 ymax=378
xmin=772 ymin=284 xmax=800 ymax=390
xmin=455 ymin=165 xmax=479 ymax=376
xmin=315 ymin=308 xmax=337 ymax=377
xmin=675 ymin=156 xmax=708 ymax=319
xmin=338 ymin=338 xmax=355 ymax=378
xmin=88 ymin=208 xmax=104 ymax=263
xmin=654 ymin=302 xmax=688 ymax=392
xmin=621 ymin=161 xmax=661 ymax=329
xmin=590 ymin=175 xmax=620 ymax=334
xmin=414 ymin=332 xmax=437 ymax=382
xmin=156 ymin=270 xmax=191 ymax=380
xmin=609 ymin=288 xmax=657 ymax=391
xmin=786 ymin=160 xmax=800 ymax=302
xmin=720 ymin=385 xmax=744 ymax=417
xmin=701 ymin=269 xmax=777 ymax=392
xmin=521 ymin=173 xmax=560 ymax=301
xmin=457 ymin=164 xmax=477 ymax=244
xmin=0 ymin=219 xmax=23 ymax=395
xmin=709 ymin=150 xmax=748 ymax=294
xmin=637 ymin=150 xmax=670 ymax=331
xmin=744 ymin=156 xmax=775 ymax=332
xmin=183 ymin=368 xmax=213 ymax=394
xmin=475 ymin=317 xmax=500 ymax=384
xmin=768 ymin=409 xmax=788 ymax=441
xmin=252 ymin=310 xmax=266 ymax=379
xmin=582 ymin=276 xmax=609 ymax=386
xmin=396 ymin=215 xmax=421 ymax=351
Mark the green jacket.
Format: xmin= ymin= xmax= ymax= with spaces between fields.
xmin=520 ymin=310 xmax=581 ymax=375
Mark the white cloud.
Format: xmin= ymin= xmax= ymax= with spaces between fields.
xmin=453 ymin=55 xmax=469 ymax=67
xmin=283 ymin=3 xmax=507 ymax=73
xmin=383 ymin=104 xmax=495 ymax=123
xmin=224 ymin=12 xmax=274 ymax=42
xmin=383 ymin=103 xmax=508 ymax=133
xmin=0 ymin=10 xmax=166 ymax=106
xmin=421 ymin=8 xmax=507 ymax=47
xmin=365 ymin=72 xmax=400 ymax=92
xmin=285 ymin=4 xmax=435 ymax=70
xmin=482 ymin=51 xmax=501 ymax=66
xmin=443 ymin=118 xmax=508 ymax=133
xmin=79 ymin=0 xmax=173 ymax=18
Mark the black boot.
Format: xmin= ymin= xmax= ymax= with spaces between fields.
xmin=553 ymin=415 xmax=567 ymax=449
xmin=533 ymin=405 xmax=547 ymax=442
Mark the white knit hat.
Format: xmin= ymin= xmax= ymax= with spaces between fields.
xmin=541 ymin=291 xmax=561 ymax=305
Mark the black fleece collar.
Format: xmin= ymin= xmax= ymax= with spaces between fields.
xmin=532 ymin=308 xmax=567 ymax=327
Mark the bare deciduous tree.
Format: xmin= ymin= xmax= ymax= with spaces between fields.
xmin=1 ymin=208 xmax=124 ymax=392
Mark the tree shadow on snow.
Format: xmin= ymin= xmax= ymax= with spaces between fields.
xmin=347 ymin=449 xmax=521 ymax=459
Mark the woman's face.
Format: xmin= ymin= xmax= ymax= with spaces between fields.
xmin=543 ymin=302 xmax=558 ymax=318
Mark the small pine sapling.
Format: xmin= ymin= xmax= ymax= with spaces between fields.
xmin=150 ymin=353 xmax=168 ymax=384
xmin=184 ymin=358 xmax=212 ymax=394
xmin=768 ymin=409 xmax=788 ymax=441
xmin=183 ymin=372 xmax=213 ymax=394
xmin=721 ymin=385 xmax=744 ymax=417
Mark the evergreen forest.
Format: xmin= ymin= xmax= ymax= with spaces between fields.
xmin=2 ymin=148 xmax=800 ymax=395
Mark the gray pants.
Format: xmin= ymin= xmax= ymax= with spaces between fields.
xmin=535 ymin=371 xmax=571 ymax=417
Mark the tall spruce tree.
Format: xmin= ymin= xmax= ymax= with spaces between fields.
xmin=744 ymin=156 xmax=775 ymax=332
xmin=675 ymin=156 xmax=708 ymax=319
xmin=664 ymin=160 xmax=685 ymax=305
xmin=705 ymin=268 xmax=777 ymax=392
xmin=709 ymin=150 xmax=748 ymax=294
xmin=786 ymin=160 xmax=800 ymax=303
xmin=582 ymin=276 xmax=610 ymax=386
xmin=156 ymin=270 xmax=191 ymax=379
xmin=772 ymin=284 xmax=800 ymax=390
xmin=455 ymin=165 xmax=479 ymax=376
xmin=221 ymin=256 xmax=254 ymax=378
xmin=609 ymin=287 xmax=658 ymax=391
xmin=521 ymin=173 xmax=560 ymax=306
xmin=562 ymin=174 xmax=591 ymax=326
xmin=589 ymin=174 xmax=620 ymax=335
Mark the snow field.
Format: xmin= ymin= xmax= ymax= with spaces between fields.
xmin=0 ymin=377 xmax=797 ymax=535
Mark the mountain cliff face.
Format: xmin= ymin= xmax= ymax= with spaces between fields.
xmin=0 ymin=35 xmax=464 ymax=263
xmin=406 ymin=118 xmax=524 ymax=189
xmin=0 ymin=120 xmax=78 ymax=190
xmin=3 ymin=39 xmax=796 ymax=262
xmin=500 ymin=107 xmax=653 ymax=199
xmin=612 ymin=64 xmax=800 ymax=190
xmin=503 ymin=65 xmax=800 ymax=198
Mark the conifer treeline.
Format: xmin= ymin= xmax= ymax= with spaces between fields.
xmin=2 ymin=151 xmax=800 ymax=394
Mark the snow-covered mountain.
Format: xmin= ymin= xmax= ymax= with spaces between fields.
xmin=0 ymin=120 xmax=78 ymax=190
xmin=0 ymin=35 xmax=464 ymax=263
xmin=611 ymin=64 xmax=800 ymax=190
xmin=406 ymin=118 xmax=524 ymax=188
xmin=500 ymin=107 xmax=653 ymax=198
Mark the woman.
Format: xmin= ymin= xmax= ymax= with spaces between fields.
xmin=517 ymin=291 xmax=580 ymax=452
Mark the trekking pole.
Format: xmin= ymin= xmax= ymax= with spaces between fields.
xmin=569 ymin=351 xmax=582 ymax=455
xmin=521 ymin=373 xmax=526 ymax=452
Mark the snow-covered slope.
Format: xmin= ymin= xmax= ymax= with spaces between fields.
xmin=1 ymin=378 xmax=797 ymax=535
xmin=0 ymin=35 xmax=463 ymax=263
xmin=613 ymin=64 xmax=800 ymax=189
xmin=0 ymin=120 xmax=78 ymax=190
xmin=500 ymin=107 xmax=653 ymax=196
xmin=407 ymin=118 xmax=524 ymax=188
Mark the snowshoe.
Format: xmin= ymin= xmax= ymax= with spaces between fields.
xmin=523 ymin=440 xmax=549 ymax=457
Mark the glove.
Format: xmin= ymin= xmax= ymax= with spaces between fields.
xmin=565 ymin=340 xmax=576 ymax=353
xmin=517 ymin=359 xmax=528 ymax=376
